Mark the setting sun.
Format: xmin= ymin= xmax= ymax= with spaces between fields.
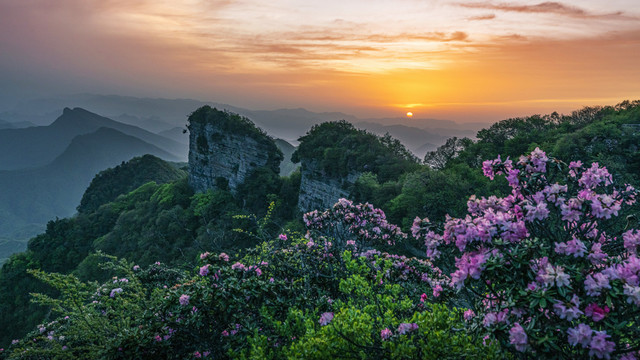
xmin=406 ymin=112 xmax=413 ymax=118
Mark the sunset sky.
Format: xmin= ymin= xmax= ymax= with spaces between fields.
xmin=1 ymin=0 xmax=639 ymax=122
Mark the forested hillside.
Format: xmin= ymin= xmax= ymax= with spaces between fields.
xmin=1 ymin=101 xmax=640 ymax=359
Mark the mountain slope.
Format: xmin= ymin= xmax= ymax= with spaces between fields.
xmin=0 ymin=127 xmax=182 ymax=250
xmin=0 ymin=107 xmax=186 ymax=170
xmin=49 ymin=108 xmax=187 ymax=160
xmin=78 ymin=154 xmax=186 ymax=213
xmin=158 ymin=126 xmax=189 ymax=145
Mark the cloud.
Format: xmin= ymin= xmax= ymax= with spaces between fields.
xmin=284 ymin=30 xmax=469 ymax=43
xmin=458 ymin=2 xmax=636 ymax=20
xmin=468 ymin=14 xmax=496 ymax=20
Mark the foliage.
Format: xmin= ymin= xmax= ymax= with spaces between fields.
xmin=413 ymin=148 xmax=640 ymax=359
xmin=187 ymin=106 xmax=269 ymax=146
xmin=447 ymin=100 xmax=640 ymax=187
xmin=78 ymin=155 xmax=186 ymax=213
xmin=0 ymin=225 xmax=498 ymax=359
xmin=424 ymin=137 xmax=473 ymax=170
xmin=292 ymin=121 xmax=420 ymax=183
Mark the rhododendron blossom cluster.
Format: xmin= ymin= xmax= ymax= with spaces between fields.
xmin=304 ymin=198 xmax=406 ymax=247
xmin=413 ymin=148 xmax=640 ymax=359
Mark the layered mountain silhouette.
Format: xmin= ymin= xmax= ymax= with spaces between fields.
xmin=1 ymin=94 xmax=489 ymax=151
xmin=0 ymin=109 xmax=186 ymax=258
xmin=157 ymin=126 xmax=189 ymax=145
xmin=354 ymin=122 xmax=475 ymax=158
xmin=0 ymin=107 xmax=186 ymax=171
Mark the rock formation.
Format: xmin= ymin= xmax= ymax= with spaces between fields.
xmin=297 ymin=159 xmax=360 ymax=213
xmin=187 ymin=106 xmax=282 ymax=194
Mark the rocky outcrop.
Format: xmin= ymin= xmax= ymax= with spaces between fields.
xmin=187 ymin=106 xmax=281 ymax=194
xmin=297 ymin=160 xmax=360 ymax=213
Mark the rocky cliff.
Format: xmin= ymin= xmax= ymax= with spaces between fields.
xmin=187 ymin=106 xmax=282 ymax=194
xmin=293 ymin=121 xmax=419 ymax=213
xmin=297 ymin=159 xmax=360 ymax=213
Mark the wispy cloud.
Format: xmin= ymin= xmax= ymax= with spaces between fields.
xmin=468 ymin=13 xmax=496 ymax=20
xmin=283 ymin=30 xmax=469 ymax=43
xmin=1 ymin=0 xmax=639 ymax=119
xmin=458 ymin=1 xmax=637 ymax=20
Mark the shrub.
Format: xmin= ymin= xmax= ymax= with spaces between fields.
xmin=413 ymin=148 xmax=640 ymax=359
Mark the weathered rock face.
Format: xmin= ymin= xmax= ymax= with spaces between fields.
xmin=297 ymin=160 xmax=360 ymax=213
xmin=187 ymin=107 xmax=281 ymax=194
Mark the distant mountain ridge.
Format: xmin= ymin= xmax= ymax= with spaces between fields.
xmin=1 ymin=94 xmax=490 ymax=154
xmin=355 ymin=121 xmax=476 ymax=158
xmin=0 ymin=124 xmax=184 ymax=255
xmin=0 ymin=107 xmax=186 ymax=171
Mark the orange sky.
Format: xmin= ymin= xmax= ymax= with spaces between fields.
xmin=1 ymin=0 xmax=639 ymax=121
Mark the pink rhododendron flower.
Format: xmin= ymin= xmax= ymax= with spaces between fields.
xmin=482 ymin=159 xmax=496 ymax=180
xmin=624 ymin=230 xmax=640 ymax=254
xmin=584 ymin=303 xmax=610 ymax=322
xmin=589 ymin=330 xmax=615 ymax=359
xmin=231 ymin=262 xmax=247 ymax=271
xmin=509 ymin=323 xmax=528 ymax=352
xmin=584 ymin=273 xmax=611 ymax=296
xmin=397 ymin=323 xmax=418 ymax=335
xmin=579 ymin=163 xmax=612 ymax=189
xmin=567 ymin=324 xmax=592 ymax=348
xmin=524 ymin=201 xmax=550 ymax=222
xmin=319 ymin=312 xmax=333 ymax=326
xmin=380 ymin=328 xmax=392 ymax=340
xmin=568 ymin=161 xmax=582 ymax=177
xmin=553 ymin=295 xmax=583 ymax=321
xmin=179 ymin=294 xmax=190 ymax=306
xmin=588 ymin=243 xmax=608 ymax=265
xmin=624 ymin=284 xmax=640 ymax=306
xmin=555 ymin=237 xmax=587 ymax=258
xmin=199 ymin=264 xmax=210 ymax=276
xmin=591 ymin=194 xmax=621 ymax=219
xmin=451 ymin=252 xmax=487 ymax=289
xmin=463 ymin=309 xmax=475 ymax=320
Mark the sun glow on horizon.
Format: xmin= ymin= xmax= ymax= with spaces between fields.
xmin=0 ymin=1 xmax=639 ymax=121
